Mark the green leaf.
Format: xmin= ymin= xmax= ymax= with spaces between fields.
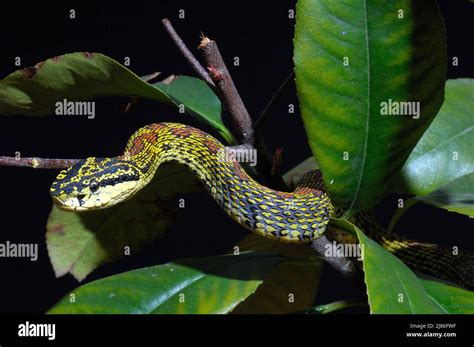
xmin=46 ymin=164 xmax=201 ymax=281
xmin=394 ymin=80 xmax=474 ymax=218
xmin=332 ymin=219 xmax=445 ymax=313
xmin=294 ymin=0 xmax=447 ymax=213
xmin=401 ymin=79 xmax=474 ymax=196
xmin=416 ymin=173 xmax=474 ymax=218
xmin=231 ymin=233 xmax=322 ymax=314
xmin=0 ymin=52 xmax=235 ymax=144
xmin=48 ymin=252 xmax=285 ymax=314
xmin=0 ymin=52 xmax=167 ymax=115
xmin=421 ymin=279 xmax=474 ymax=314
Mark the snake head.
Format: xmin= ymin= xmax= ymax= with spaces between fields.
xmin=50 ymin=157 xmax=141 ymax=211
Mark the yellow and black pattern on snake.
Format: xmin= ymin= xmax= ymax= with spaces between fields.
xmin=50 ymin=122 xmax=335 ymax=242
xmin=50 ymin=122 xmax=474 ymax=289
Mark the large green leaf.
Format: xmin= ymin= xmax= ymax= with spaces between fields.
xmin=0 ymin=52 xmax=235 ymax=144
xmin=401 ymin=79 xmax=474 ymax=195
xmin=48 ymin=252 xmax=284 ymax=314
xmin=294 ymin=0 xmax=447 ymax=213
xmin=46 ymin=164 xmax=201 ymax=281
xmin=421 ymin=279 xmax=474 ymax=314
xmin=0 ymin=52 xmax=168 ymax=115
xmin=332 ymin=219 xmax=445 ymax=313
xmin=231 ymin=233 xmax=322 ymax=314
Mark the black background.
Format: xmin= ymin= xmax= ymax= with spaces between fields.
xmin=0 ymin=0 xmax=473 ymax=314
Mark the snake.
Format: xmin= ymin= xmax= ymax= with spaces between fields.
xmin=50 ymin=122 xmax=474 ymax=289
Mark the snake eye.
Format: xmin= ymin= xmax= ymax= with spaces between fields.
xmin=90 ymin=181 xmax=99 ymax=192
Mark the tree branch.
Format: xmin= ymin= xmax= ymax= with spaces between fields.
xmin=198 ymin=36 xmax=254 ymax=146
xmin=0 ymin=156 xmax=78 ymax=169
xmin=161 ymin=18 xmax=215 ymax=87
xmin=160 ymin=19 xmax=282 ymax=186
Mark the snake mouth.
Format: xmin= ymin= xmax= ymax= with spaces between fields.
xmin=51 ymin=194 xmax=93 ymax=211
xmin=52 ymin=190 xmax=126 ymax=211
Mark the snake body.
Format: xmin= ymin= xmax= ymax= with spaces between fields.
xmin=50 ymin=123 xmax=473 ymax=289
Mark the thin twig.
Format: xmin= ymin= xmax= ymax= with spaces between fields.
xmin=198 ymin=36 xmax=255 ymax=146
xmin=161 ymin=18 xmax=215 ymax=87
xmin=253 ymin=71 xmax=295 ymax=189
xmin=255 ymin=70 xmax=295 ymax=137
xmin=0 ymin=156 xmax=78 ymax=169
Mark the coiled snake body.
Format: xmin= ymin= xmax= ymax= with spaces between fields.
xmin=50 ymin=123 xmax=473 ymax=289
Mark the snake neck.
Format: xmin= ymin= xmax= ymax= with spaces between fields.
xmin=124 ymin=123 xmax=227 ymax=189
xmin=123 ymin=123 xmax=334 ymax=242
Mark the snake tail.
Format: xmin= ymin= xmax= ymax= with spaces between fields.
xmin=353 ymin=211 xmax=474 ymax=290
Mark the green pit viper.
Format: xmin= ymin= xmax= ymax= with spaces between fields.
xmin=50 ymin=122 xmax=474 ymax=289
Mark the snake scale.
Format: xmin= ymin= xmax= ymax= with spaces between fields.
xmin=50 ymin=123 xmax=473 ymax=289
